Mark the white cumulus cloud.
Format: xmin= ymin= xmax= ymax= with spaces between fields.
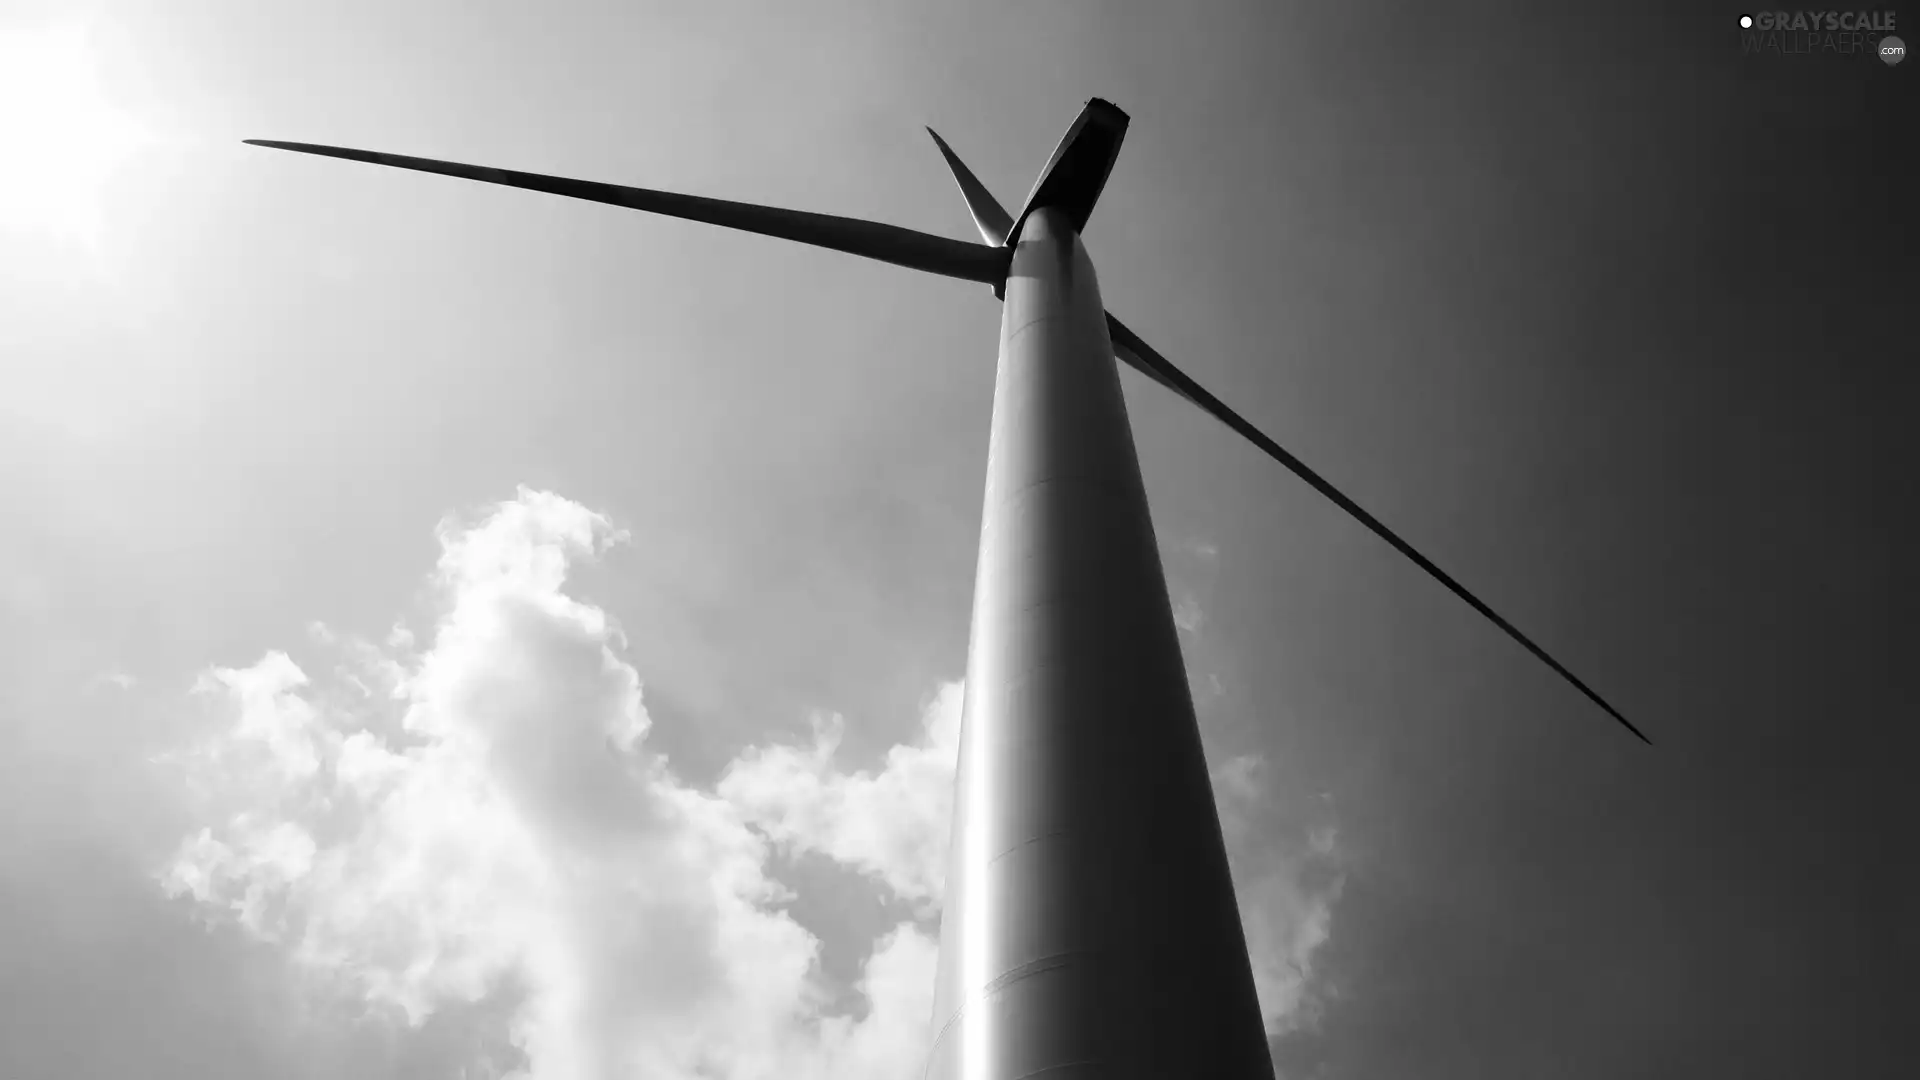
xmin=157 ymin=488 xmax=934 ymax=1080
xmin=718 ymin=683 xmax=962 ymax=913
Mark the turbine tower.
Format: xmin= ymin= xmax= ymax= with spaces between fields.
xmin=247 ymin=98 xmax=1646 ymax=1080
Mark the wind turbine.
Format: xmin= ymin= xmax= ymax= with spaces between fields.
xmin=246 ymin=97 xmax=1647 ymax=1080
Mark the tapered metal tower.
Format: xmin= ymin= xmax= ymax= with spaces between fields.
xmin=926 ymin=204 xmax=1271 ymax=1076
xmin=245 ymin=97 xmax=1647 ymax=1079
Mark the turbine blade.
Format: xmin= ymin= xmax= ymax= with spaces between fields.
xmin=1109 ymin=321 xmax=1203 ymax=405
xmin=1106 ymin=314 xmax=1651 ymax=746
xmin=925 ymin=127 xmax=1013 ymax=246
xmin=242 ymin=140 xmax=1009 ymax=285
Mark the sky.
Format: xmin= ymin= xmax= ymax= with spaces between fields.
xmin=0 ymin=3 xmax=1909 ymax=1079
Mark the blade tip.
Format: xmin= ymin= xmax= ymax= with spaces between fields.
xmin=1610 ymin=710 xmax=1653 ymax=746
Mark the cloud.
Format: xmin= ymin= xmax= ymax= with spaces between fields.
xmin=87 ymin=669 xmax=136 ymax=691
xmin=1213 ymin=753 xmax=1346 ymax=1035
xmin=717 ymin=683 xmax=961 ymax=913
xmin=157 ymin=487 xmax=1341 ymax=1078
xmin=1169 ymin=539 xmax=1214 ymax=634
xmin=1172 ymin=595 xmax=1206 ymax=633
xmin=158 ymin=487 xmax=934 ymax=1080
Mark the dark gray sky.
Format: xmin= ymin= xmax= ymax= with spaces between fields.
xmin=0 ymin=3 xmax=1908 ymax=1079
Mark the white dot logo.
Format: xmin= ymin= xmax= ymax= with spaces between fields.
xmin=1881 ymin=35 xmax=1907 ymax=65
xmin=1740 ymin=14 xmax=1753 ymax=28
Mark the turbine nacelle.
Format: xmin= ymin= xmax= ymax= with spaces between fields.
xmin=927 ymin=98 xmax=1126 ymax=300
xmin=1006 ymin=97 xmax=1128 ymax=246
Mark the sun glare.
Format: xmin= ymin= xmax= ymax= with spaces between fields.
xmin=0 ymin=22 xmax=151 ymax=245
